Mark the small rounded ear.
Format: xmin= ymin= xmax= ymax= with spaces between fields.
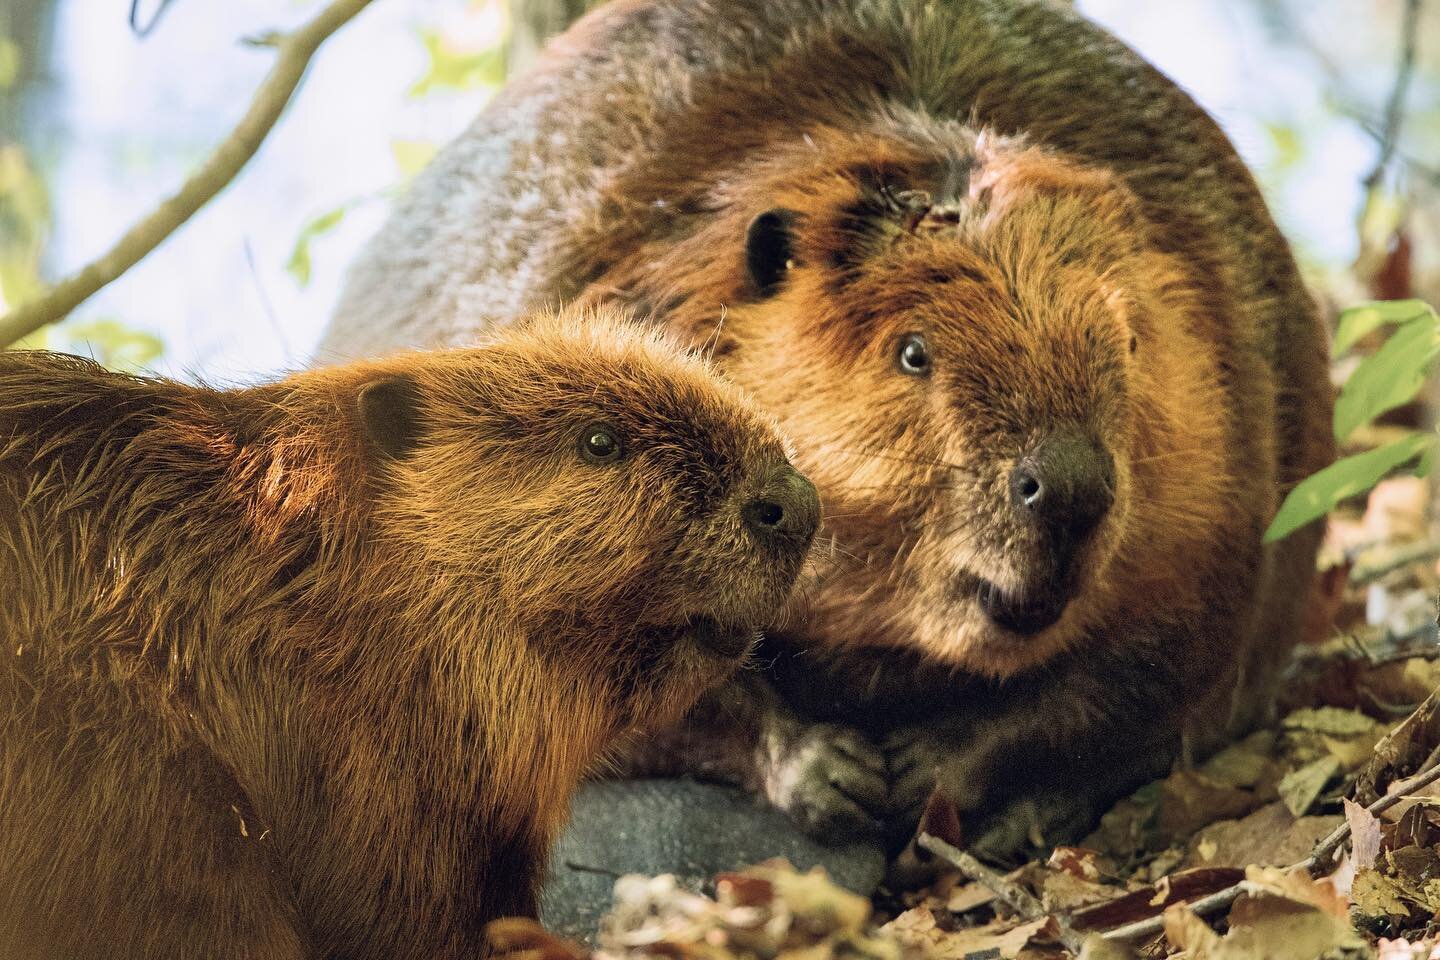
xmin=745 ymin=208 xmax=798 ymax=298
xmin=357 ymin=375 xmax=422 ymax=460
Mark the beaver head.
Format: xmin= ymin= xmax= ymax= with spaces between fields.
xmin=352 ymin=311 xmax=819 ymax=725
xmin=607 ymin=129 xmax=1232 ymax=677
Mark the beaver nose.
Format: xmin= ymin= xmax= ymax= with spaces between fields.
xmin=1009 ymin=432 xmax=1115 ymax=546
xmin=742 ymin=465 xmax=820 ymax=548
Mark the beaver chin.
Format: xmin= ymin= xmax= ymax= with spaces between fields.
xmin=974 ymin=579 xmax=1071 ymax=635
xmin=959 ymin=538 xmax=1092 ymax=636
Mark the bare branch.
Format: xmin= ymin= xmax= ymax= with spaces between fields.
xmin=0 ymin=0 xmax=375 ymax=348
xmin=130 ymin=0 xmax=181 ymax=39
xmin=1364 ymin=0 xmax=1425 ymax=192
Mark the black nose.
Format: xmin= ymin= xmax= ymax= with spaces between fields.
xmin=1009 ymin=432 xmax=1115 ymax=547
xmin=742 ymin=465 xmax=820 ymax=548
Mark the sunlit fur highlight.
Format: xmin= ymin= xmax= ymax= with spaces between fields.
xmin=579 ymin=129 xmax=1232 ymax=677
xmin=0 ymin=310 xmax=804 ymax=960
xmin=319 ymin=0 xmax=1335 ymax=850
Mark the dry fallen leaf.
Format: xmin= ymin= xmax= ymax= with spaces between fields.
xmin=1157 ymin=771 xmax=1260 ymax=839
xmin=885 ymin=907 xmax=1055 ymax=960
xmin=1163 ymin=867 xmax=1365 ymax=960
xmin=1277 ymin=756 xmax=1341 ymax=817
xmin=1183 ymin=802 xmax=1340 ymax=871
xmin=596 ymin=863 xmax=915 ymax=960
xmin=1352 ymin=868 xmax=1415 ymax=924
xmin=945 ymin=881 xmax=997 ymax=914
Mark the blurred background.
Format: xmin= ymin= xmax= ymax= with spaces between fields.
xmin=0 ymin=0 xmax=1437 ymax=381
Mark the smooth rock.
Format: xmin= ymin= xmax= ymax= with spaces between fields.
xmin=540 ymin=779 xmax=887 ymax=941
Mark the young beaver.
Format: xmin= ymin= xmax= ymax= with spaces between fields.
xmin=318 ymin=0 xmax=1335 ymax=857
xmin=0 ymin=312 xmax=819 ymax=960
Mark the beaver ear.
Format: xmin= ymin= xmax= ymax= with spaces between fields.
xmin=745 ymin=208 xmax=798 ymax=298
xmin=357 ymin=375 xmax=422 ymax=460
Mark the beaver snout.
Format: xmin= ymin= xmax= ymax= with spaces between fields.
xmin=1009 ymin=430 xmax=1115 ymax=559
xmin=976 ymin=432 xmax=1115 ymax=636
xmin=742 ymin=464 xmax=820 ymax=552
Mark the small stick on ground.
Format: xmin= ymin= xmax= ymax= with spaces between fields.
xmin=1307 ymin=760 xmax=1440 ymax=873
xmin=1097 ymin=758 xmax=1440 ymax=944
xmin=918 ymin=833 xmax=1085 ymax=954
xmin=0 ymin=0 xmax=375 ymax=347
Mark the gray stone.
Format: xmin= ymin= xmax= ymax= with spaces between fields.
xmin=539 ymin=779 xmax=887 ymax=941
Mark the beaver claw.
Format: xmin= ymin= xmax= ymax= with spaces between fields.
xmin=967 ymin=792 xmax=1097 ymax=864
xmin=882 ymin=731 xmax=945 ymax=830
xmin=758 ymin=723 xmax=888 ymax=840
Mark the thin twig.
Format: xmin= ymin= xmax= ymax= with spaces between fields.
xmin=1363 ymin=0 xmax=1425 ymax=191
xmin=917 ymin=834 xmax=1085 ymax=954
xmin=0 ymin=0 xmax=375 ymax=348
xmin=1365 ymin=643 xmax=1440 ymax=670
xmin=129 ymin=0 xmax=180 ymax=39
xmin=1098 ymin=884 xmax=1246 ymax=944
xmin=1308 ymin=760 xmax=1440 ymax=871
xmin=562 ymin=861 xmax=624 ymax=880
xmin=1097 ymin=758 xmax=1440 ymax=943
xmin=1351 ymin=541 xmax=1440 ymax=587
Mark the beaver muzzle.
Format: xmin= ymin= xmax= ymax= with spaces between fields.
xmin=977 ymin=431 xmax=1115 ymax=635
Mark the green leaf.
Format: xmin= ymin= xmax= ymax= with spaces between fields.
xmin=1264 ymin=432 xmax=1432 ymax=543
xmin=0 ymin=38 xmax=20 ymax=91
xmin=286 ymin=206 xmax=347 ymax=287
xmin=1263 ymin=122 xmax=1303 ymax=172
xmin=0 ymin=145 xmax=51 ymax=316
xmin=1333 ymin=299 xmax=1436 ymax=355
xmin=391 ymin=140 xmax=438 ymax=178
xmin=59 ymin=319 xmax=164 ymax=373
xmin=1333 ymin=314 xmax=1440 ymax=442
xmin=408 ymin=29 xmax=504 ymax=98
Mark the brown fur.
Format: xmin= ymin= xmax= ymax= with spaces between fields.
xmin=0 ymin=311 xmax=815 ymax=959
xmin=321 ymin=0 xmax=1335 ymax=857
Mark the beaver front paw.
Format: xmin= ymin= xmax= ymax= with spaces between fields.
xmin=758 ymin=723 xmax=888 ymax=840
xmin=967 ymin=792 xmax=1097 ymax=865
xmin=882 ymin=730 xmax=949 ymax=832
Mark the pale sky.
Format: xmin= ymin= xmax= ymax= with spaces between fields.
xmin=32 ymin=0 xmax=1380 ymax=382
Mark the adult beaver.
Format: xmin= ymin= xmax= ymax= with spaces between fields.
xmin=320 ymin=0 xmax=1335 ymax=857
xmin=0 ymin=312 xmax=819 ymax=960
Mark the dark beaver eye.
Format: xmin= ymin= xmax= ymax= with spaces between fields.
xmin=578 ymin=424 xmax=623 ymax=464
xmin=896 ymin=332 xmax=932 ymax=376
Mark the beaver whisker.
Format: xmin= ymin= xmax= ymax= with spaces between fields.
xmin=813 ymin=444 xmax=976 ymax=474
xmin=835 ymin=482 xmax=965 ymax=492
xmin=799 ymin=551 xmax=852 ymax=579
xmin=1128 ymin=447 xmax=1226 ymax=465
xmin=815 ymin=510 xmax=872 ymax=522
xmin=700 ymin=306 xmax=728 ymax=361
xmin=814 ymin=536 xmax=865 ymax=566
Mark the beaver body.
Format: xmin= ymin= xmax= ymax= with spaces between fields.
xmin=320 ymin=0 xmax=1334 ymax=856
xmin=0 ymin=314 xmax=818 ymax=959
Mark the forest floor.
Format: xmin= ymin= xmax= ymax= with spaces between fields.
xmin=496 ymin=473 xmax=1440 ymax=960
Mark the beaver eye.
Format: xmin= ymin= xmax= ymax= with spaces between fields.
xmin=578 ymin=424 xmax=623 ymax=465
xmin=895 ymin=333 xmax=932 ymax=376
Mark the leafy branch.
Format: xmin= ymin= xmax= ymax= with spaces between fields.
xmin=1266 ymin=299 xmax=1439 ymax=542
xmin=0 ymin=0 xmax=376 ymax=349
